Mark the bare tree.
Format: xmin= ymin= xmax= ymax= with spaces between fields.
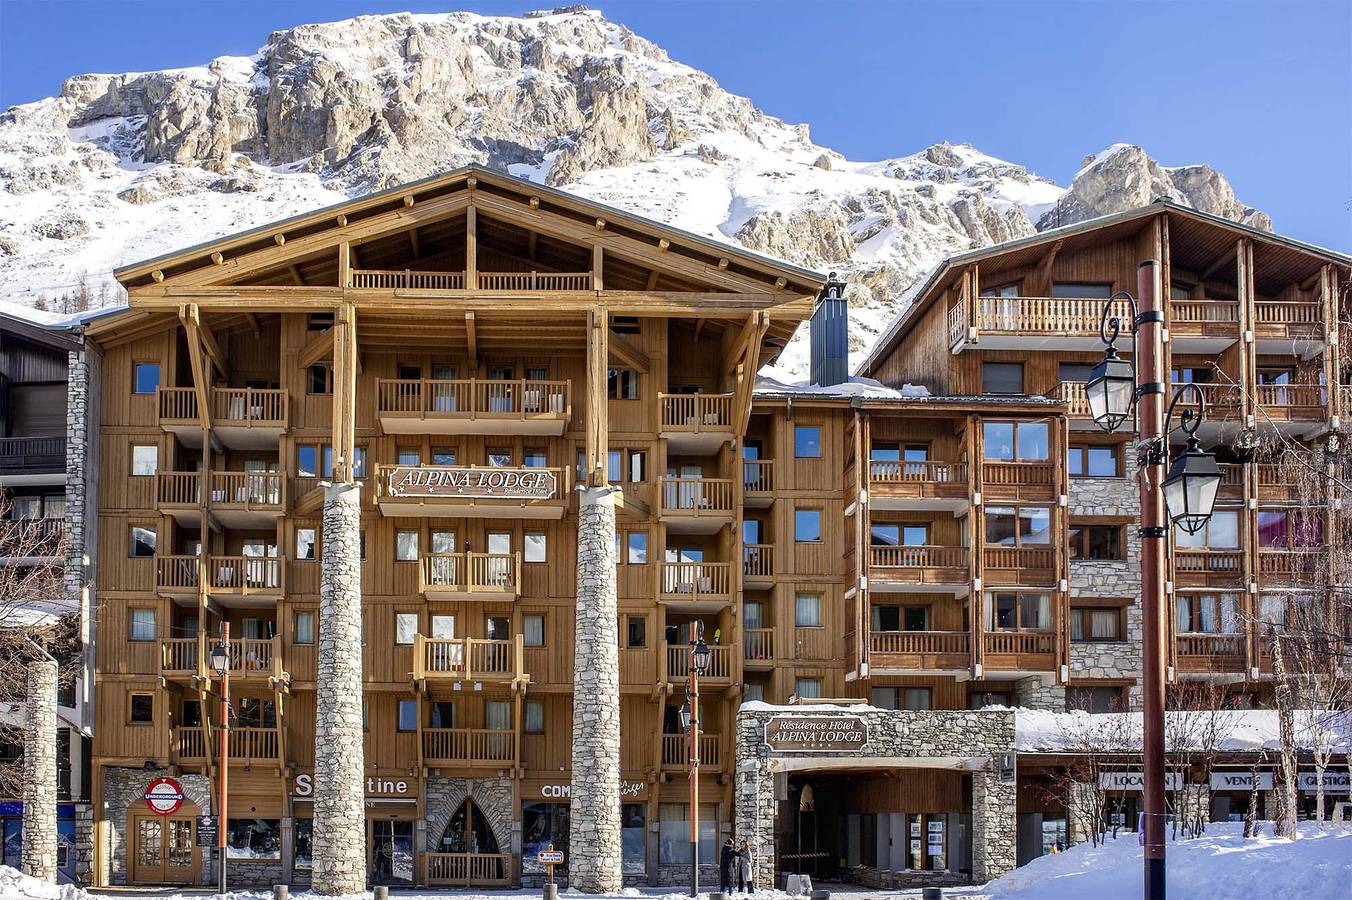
xmin=1166 ymin=681 xmax=1238 ymax=839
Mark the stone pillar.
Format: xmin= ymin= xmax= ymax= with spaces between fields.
xmin=971 ymin=769 xmax=1016 ymax=883
xmin=569 ymin=486 xmax=622 ymax=892
xmin=23 ymin=657 xmax=59 ymax=882
xmin=311 ymin=483 xmax=367 ymax=894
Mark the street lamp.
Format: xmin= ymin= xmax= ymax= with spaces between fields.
xmin=1160 ymin=392 xmax=1222 ymax=536
xmin=686 ymin=621 xmax=711 ymax=898
xmin=211 ymin=624 xmax=231 ymax=896
xmin=1085 ymin=292 xmax=1139 ymax=433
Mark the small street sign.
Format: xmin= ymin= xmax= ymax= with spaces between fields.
xmin=196 ymin=815 xmax=218 ymax=847
xmin=538 ymin=843 xmax=565 ymax=883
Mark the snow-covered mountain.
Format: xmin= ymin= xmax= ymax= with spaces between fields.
xmin=0 ymin=6 xmax=1270 ymax=377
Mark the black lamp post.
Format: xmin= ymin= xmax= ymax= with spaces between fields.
xmin=686 ymin=621 xmax=711 ymax=897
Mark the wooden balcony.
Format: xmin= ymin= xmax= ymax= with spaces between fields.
xmin=160 ymin=636 xmax=286 ymax=683
xmin=982 ymin=461 xmax=1055 ymax=502
xmin=1258 ymin=548 xmax=1324 ymax=583
xmin=1254 ymin=301 xmax=1322 ymax=342
xmin=743 ymin=544 xmax=774 ymax=587
xmin=412 ymin=634 xmax=525 ymax=687
xmin=659 ymin=393 xmax=734 ymax=454
xmin=419 ymin=552 xmax=521 ymax=601
xmin=665 ymin=643 xmax=733 ymax=683
xmin=172 ymin=726 xmax=280 ymax=765
xmin=868 ymin=460 xmax=969 ymax=510
xmin=869 ymin=545 xmax=970 ymax=594
xmin=157 ymin=387 xmax=288 ymax=450
xmin=743 ymin=628 xmax=775 ymax=668
xmin=1217 ymin=464 xmax=1245 ymax=502
xmin=1254 ymin=465 xmax=1301 ymax=503
xmin=1171 ymin=383 xmax=1242 ymax=422
xmin=1175 ymin=633 xmax=1247 ymax=675
xmin=982 ymin=631 xmax=1057 ymax=672
xmin=158 ymin=471 xmax=285 ymax=527
xmin=1173 ymin=549 xmax=1244 ymax=587
xmin=1048 ymin=382 xmax=1090 ymax=422
xmin=743 ymin=459 xmax=774 ymax=506
xmin=869 ymin=630 xmax=970 ymax=672
xmin=949 ymin=294 xmax=1133 ymax=350
xmin=0 ymin=436 xmax=65 ymax=482
xmin=658 ymin=561 xmax=732 ymax=609
xmin=421 ymin=728 xmax=515 ymax=766
xmin=660 ymin=476 xmax=734 ymax=533
xmin=1255 ymin=384 xmax=1326 ymax=422
xmin=351 ymin=268 xmax=465 ymax=290
xmin=375 ymin=378 xmax=571 ymax=436
xmin=982 ymin=545 xmax=1056 ymax=585
xmin=421 ymin=852 xmax=512 ymax=888
xmin=479 ymin=271 xmax=592 ymax=291
xmin=376 ymin=464 xmax=570 ymax=519
xmin=661 ymin=733 xmax=723 ymax=771
xmin=1170 ymin=300 xmax=1240 ymax=350
xmin=0 ymin=518 xmax=65 ymax=562
xmin=155 ymin=554 xmax=283 ymax=602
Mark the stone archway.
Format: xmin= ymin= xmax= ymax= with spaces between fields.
xmin=424 ymin=777 xmax=515 ymax=856
xmin=733 ymin=707 xmax=1018 ymax=886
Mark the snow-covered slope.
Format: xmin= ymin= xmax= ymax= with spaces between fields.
xmin=0 ymin=7 xmax=1268 ymax=377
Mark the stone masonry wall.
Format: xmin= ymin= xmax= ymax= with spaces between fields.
xmin=569 ymin=486 xmax=623 ymax=892
xmin=311 ymin=483 xmax=367 ymax=894
xmin=22 ymin=659 xmax=59 ymax=881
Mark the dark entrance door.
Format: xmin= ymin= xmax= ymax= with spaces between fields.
xmin=369 ymin=819 xmax=414 ymax=884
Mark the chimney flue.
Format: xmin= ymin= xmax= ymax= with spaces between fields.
xmin=809 ymin=272 xmax=848 ymax=387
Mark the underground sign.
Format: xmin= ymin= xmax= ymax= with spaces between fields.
xmin=144 ymin=777 xmax=185 ymax=815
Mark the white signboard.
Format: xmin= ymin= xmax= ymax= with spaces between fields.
xmin=1209 ymin=771 xmax=1274 ymax=792
xmin=1297 ymin=771 xmax=1351 ymax=794
xmin=1099 ymin=771 xmax=1184 ymax=791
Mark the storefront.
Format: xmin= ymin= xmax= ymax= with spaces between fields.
xmin=520 ymin=778 xmax=650 ymax=883
xmin=1209 ymin=769 xmax=1272 ymax=822
xmin=1 ymin=801 xmax=85 ymax=882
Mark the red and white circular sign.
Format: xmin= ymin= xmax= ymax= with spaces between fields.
xmin=144 ymin=777 xmax=185 ymax=815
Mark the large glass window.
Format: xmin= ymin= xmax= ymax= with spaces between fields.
xmin=226 ymin=819 xmax=281 ymax=860
xmin=1174 ymin=510 xmax=1239 ymax=549
xmin=622 ymin=804 xmax=646 ymax=874
xmin=1176 ymin=593 xmax=1240 ymax=634
xmin=1068 ymin=444 xmax=1121 ymax=477
xmin=294 ymin=819 xmax=312 ymax=871
xmin=523 ymin=803 xmax=569 ymax=873
xmin=658 ymin=803 xmax=716 ymax=865
xmin=982 ymin=421 xmax=1048 ymax=461
xmin=985 ymin=507 xmax=1052 ymax=545
xmin=986 ymin=591 xmax=1050 ymax=630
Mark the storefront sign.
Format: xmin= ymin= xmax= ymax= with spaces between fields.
xmin=764 ymin=715 xmax=869 ymax=753
xmin=196 ymin=815 xmax=218 ymax=847
xmin=1098 ymin=771 xmax=1183 ymax=792
xmin=292 ymin=773 xmax=418 ymax=798
xmin=144 ymin=777 xmax=185 ymax=815
xmin=1298 ymin=771 xmax=1351 ymax=794
xmin=385 ymin=466 xmax=558 ymax=499
xmin=535 ymin=781 xmax=646 ymax=800
xmin=1209 ymin=771 xmax=1274 ymax=792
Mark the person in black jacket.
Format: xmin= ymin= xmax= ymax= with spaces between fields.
xmin=719 ymin=836 xmax=737 ymax=893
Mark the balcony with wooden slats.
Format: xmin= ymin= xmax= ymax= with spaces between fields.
xmin=869 ymin=544 xmax=970 ymax=595
xmin=412 ymin=634 xmax=526 ymax=689
xmin=160 ymin=636 xmax=287 ymax=685
xmin=351 ymin=269 xmax=465 ymax=290
xmin=0 ymin=518 xmax=65 ymax=564
xmin=659 ymin=393 xmax=734 ymax=454
xmin=157 ymin=387 xmax=288 ymax=450
xmin=742 ymin=544 xmax=774 ymax=588
xmin=0 ymin=436 xmax=65 ymax=483
xmin=1257 ymin=548 xmax=1324 ymax=584
xmin=1254 ymin=464 xmax=1303 ymax=503
xmin=157 ymin=471 xmax=286 ymax=528
xmin=1173 ymin=549 xmax=1245 ymax=588
xmin=1174 ymin=633 xmax=1247 ymax=675
xmin=421 ymin=852 xmax=512 ymax=888
xmin=664 ymin=643 xmax=734 ymax=686
xmin=743 ymin=628 xmax=775 ymax=669
xmin=981 ymin=461 xmax=1056 ymax=503
xmin=948 ymin=293 xmax=1134 ymax=351
xmin=1255 ymin=383 xmax=1326 ymax=423
xmin=868 ymin=459 xmax=969 ymax=511
xmin=1048 ymin=381 xmax=1091 ymax=426
xmin=981 ymin=545 xmax=1056 ymax=586
xmin=375 ymin=464 xmax=570 ymax=519
xmin=418 ymin=552 xmax=520 ymax=601
xmin=1217 ymin=464 xmax=1246 ymax=502
xmin=659 ymin=476 xmax=735 ymax=533
xmin=658 ymin=561 xmax=732 ymax=609
xmin=1254 ymin=300 xmax=1322 ymax=344
xmin=172 ymin=726 xmax=281 ymax=766
xmin=420 ymin=728 xmax=516 ymax=767
xmin=869 ymin=630 xmax=971 ymax=673
xmin=660 ymin=733 xmax=723 ymax=772
xmin=982 ymin=630 xmax=1057 ymax=673
xmin=742 ymin=459 xmax=774 ymax=507
xmin=155 ymin=554 xmax=283 ymax=604
xmin=1170 ymin=300 xmax=1240 ymax=351
xmin=1170 ymin=382 xmax=1243 ymax=423
xmin=374 ymin=378 xmax=571 ymax=436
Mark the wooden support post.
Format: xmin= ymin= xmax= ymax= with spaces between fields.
xmin=466 ymin=205 xmax=478 ymax=291
xmin=465 ymin=310 xmax=479 ymax=369
xmin=332 ymin=302 xmax=357 ymax=482
xmin=585 ymin=307 xmax=609 ymax=487
xmin=592 ymin=244 xmax=604 ymax=293
xmin=338 ymin=241 xmax=351 ymax=289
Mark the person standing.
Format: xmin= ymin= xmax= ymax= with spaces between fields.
xmin=719 ymin=836 xmax=737 ymax=894
xmin=737 ymin=838 xmax=755 ymax=893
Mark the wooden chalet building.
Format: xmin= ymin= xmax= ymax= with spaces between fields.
xmin=78 ymin=170 xmax=1350 ymax=889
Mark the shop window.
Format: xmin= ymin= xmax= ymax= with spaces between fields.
xmin=294 ymin=819 xmax=312 ymax=871
xmin=129 ymin=526 xmax=157 ymax=558
xmin=1070 ymin=604 xmax=1125 ymax=641
xmin=133 ymin=363 xmax=160 ymax=394
xmin=129 ymin=608 xmax=156 ymax=641
xmin=524 ymin=615 xmax=545 ymax=647
xmin=129 ymin=693 xmax=154 ymax=724
xmin=794 ymin=508 xmax=821 ymax=542
xmin=131 ymin=445 xmax=158 ymax=476
xmin=794 ymin=425 xmax=822 ymax=458
xmin=523 ymin=803 xmax=570 ymax=873
xmin=795 ymin=594 xmax=822 ymax=628
xmin=439 ymin=799 xmax=502 ymax=855
xmin=525 ymin=702 xmax=544 ymax=734
xmin=622 ymin=803 xmax=646 ymax=875
xmin=1067 ymin=685 xmax=1125 ymax=713
xmin=983 ymin=421 xmax=1049 ymax=461
xmin=982 ymin=362 xmax=1024 ymax=394
xmin=658 ymin=803 xmax=716 ymax=865
xmin=1069 ymin=524 xmax=1124 ymax=560
xmin=1068 ymin=444 xmax=1121 ymax=477
xmin=226 ymin=819 xmax=281 ymax=860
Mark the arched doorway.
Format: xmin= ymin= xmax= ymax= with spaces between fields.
xmin=437 ymin=799 xmax=501 ymax=855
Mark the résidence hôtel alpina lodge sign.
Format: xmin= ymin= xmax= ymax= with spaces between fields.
xmin=764 ymin=715 xmax=869 ymax=753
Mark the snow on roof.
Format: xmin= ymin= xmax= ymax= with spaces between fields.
xmin=1014 ymin=708 xmax=1351 ymax=754
xmin=752 ymin=375 xmax=930 ymax=400
xmin=0 ymin=298 xmax=89 ymax=330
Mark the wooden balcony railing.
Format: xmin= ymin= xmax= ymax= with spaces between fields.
xmin=1174 ymin=550 xmax=1244 ymax=577
xmin=1172 ymin=300 xmax=1240 ymax=326
xmin=743 ymin=544 xmax=773 ymax=580
xmin=743 ymin=628 xmax=774 ymax=662
xmin=161 ymin=638 xmax=201 ymax=676
xmin=743 ymin=459 xmax=774 ymax=493
xmin=1047 ymin=382 xmax=1090 ymax=417
xmin=157 ymin=387 xmax=199 ymax=422
xmin=659 ymin=561 xmax=731 ymax=599
xmin=947 ymin=302 xmax=966 ymax=347
xmin=1255 ymin=384 xmax=1325 ymax=411
xmin=173 ymin=726 xmax=208 ymax=760
xmin=209 ymin=472 xmax=284 ymax=508
xmin=419 ymin=552 xmax=521 ymax=597
xmin=413 ymin=634 xmax=523 ymax=682
xmin=982 ymin=545 xmax=1054 ymax=576
xmin=983 ymin=631 xmax=1057 ymax=657
xmin=870 ymin=630 xmax=970 ymax=657
xmin=421 ymin=728 xmax=515 ymax=764
xmin=0 ymin=518 xmax=65 ymax=556
xmin=156 ymin=471 xmax=202 ymax=506
xmin=666 ymin=643 xmax=733 ymax=680
xmin=982 ymin=461 xmax=1055 ymax=496
xmin=478 ymin=271 xmax=592 ymax=291
xmin=422 ymin=852 xmax=512 ymax=887
xmin=870 ymin=459 xmax=968 ymax=486
xmin=1254 ymin=301 xmax=1321 ymax=331
xmin=1176 ymin=633 xmax=1246 ymax=661
xmin=211 ymin=388 xmax=287 ymax=425
xmin=661 ymin=733 xmax=722 ymax=769
xmin=659 ymin=393 xmax=733 ymax=431
xmin=0 ymin=436 xmax=65 ymax=474
xmin=1258 ymin=548 xmax=1324 ymax=580
xmin=1218 ymin=463 xmax=1245 ymax=499
xmin=175 ymin=726 xmax=279 ymax=762
xmin=155 ymin=555 xmax=282 ymax=595
xmin=1171 ymin=383 xmax=1242 ymax=416
xmin=660 ymin=476 xmax=735 ymax=515
xmin=869 ymin=544 xmax=969 ymax=580
xmin=351 ymin=268 xmax=465 ymax=290
xmin=375 ymin=378 xmax=571 ymax=420
xmin=970 ymin=294 xmax=1134 ymax=336
xmin=162 ymin=636 xmax=281 ymax=679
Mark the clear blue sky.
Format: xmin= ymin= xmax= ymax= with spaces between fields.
xmin=1 ymin=1 xmax=1348 ymax=250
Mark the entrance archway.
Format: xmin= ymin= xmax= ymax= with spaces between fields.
xmin=437 ymin=799 xmax=501 ymax=855
xmin=128 ymin=802 xmax=202 ymax=885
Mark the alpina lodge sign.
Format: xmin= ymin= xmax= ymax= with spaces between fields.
xmin=385 ymin=465 xmax=559 ymax=499
xmin=764 ymin=715 xmax=869 ymax=752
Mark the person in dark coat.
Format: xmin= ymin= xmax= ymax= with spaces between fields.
xmin=719 ymin=836 xmax=737 ymax=893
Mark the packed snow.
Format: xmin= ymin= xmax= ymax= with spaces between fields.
xmin=1015 ymin=708 xmax=1352 ymax=754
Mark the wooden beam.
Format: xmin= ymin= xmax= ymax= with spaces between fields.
xmin=338 ymin=241 xmax=351 ymax=288
xmin=723 ymin=313 xmax=761 ymax=376
xmin=331 ymin=302 xmax=357 ymax=482
xmin=1199 ymin=245 xmax=1237 ymax=282
xmin=585 ymin=307 xmax=608 ymax=488
xmin=592 ymin=244 xmax=604 ymax=293
xmin=644 ymin=269 xmax=659 ymax=291
xmin=607 ymin=328 xmax=650 ymax=374
xmin=408 ymin=226 xmax=420 ymax=259
xmin=527 ymin=230 xmax=538 ymax=262
xmin=177 ymin=304 xmax=212 ymax=431
xmin=1036 ymin=239 xmax=1063 ymax=294
xmin=244 ymin=313 xmax=261 ymax=336
xmin=194 ymin=313 xmax=227 ymax=378
xmin=733 ymin=312 xmax=769 ymax=435
xmin=288 ymin=265 xmax=305 ymax=286
xmin=465 ymin=310 xmax=478 ymax=369
xmin=693 ymin=318 xmax=706 ymax=342
xmin=297 ymin=325 xmax=334 ymax=368
xmin=466 ymin=204 xmax=478 ymax=291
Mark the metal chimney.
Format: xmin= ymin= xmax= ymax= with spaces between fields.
xmin=809 ymin=272 xmax=849 ymax=387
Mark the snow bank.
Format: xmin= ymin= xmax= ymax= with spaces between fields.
xmin=0 ymin=866 xmax=85 ymax=900
xmin=985 ymin=821 xmax=1352 ymax=900
xmin=753 ymin=375 xmax=929 ymax=400
xmin=1015 ymin=708 xmax=1352 ymax=754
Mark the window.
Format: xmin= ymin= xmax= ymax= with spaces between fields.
xmin=607 ymin=368 xmax=639 ymax=399
xmin=129 ymin=526 xmax=157 ymax=557
xmin=982 ymin=362 xmax=1025 ymax=394
xmin=180 ymin=699 xmax=202 ymax=727
xmin=1176 ymin=593 xmax=1240 ymax=634
xmin=524 ymin=448 xmax=547 ymax=468
xmin=869 ymin=686 xmax=927 ymax=709
xmin=1067 ymin=685 xmax=1124 ymax=713
xmin=1069 ymin=524 xmax=1124 ymax=560
xmin=903 ymin=687 xmax=933 ymax=710
xmin=1058 ymin=362 xmax=1095 ymax=383
xmin=970 ymin=691 xmax=1011 ymax=709
xmin=395 ymin=530 xmax=419 ymax=561
xmin=658 ymin=803 xmax=717 ymax=866
xmin=296 ymin=527 xmax=317 ymax=560
xmin=296 ymin=444 xmax=334 ymax=478
xmin=982 ymin=421 xmax=1048 ymax=460
xmin=795 ymin=594 xmax=823 ymax=628
xmin=1257 ymin=509 xmax=1323 ymax=549
xmin=294 ymin=819 xmax=312 ymax=871
xmin=1070 ymin=604 xmax=1125 ymax=641
xmin=397 ymin=446 xmax=422 ymax=466
xmin=308 ymin=364 xmax=333 ymax=395
xmin=870 ymin=523 xmax=928 ymax=546
xmin=794 ymin=677 xmax=823 ymax=700
xmin=524 ymin=615 xmax=545 ymax=647
xmin=133 ymin=363 xmax=160 ymax=394
xmin=608 ymin=448 xmax=647 ymax=483
xmin=487 ymin=448 xmax=512 ymax=468
xmin=351 ymin=447 xmax=367 ymax=478
xmin=795 ymin=508 xmax=822 ymax=542
xmin=625 ymin=615 xmax=646 ymax=648
xmin=525 ymin=701 xmax=544 ymax=734
xmin=486 ymin=701 xmax=511 ymax=731
xmin=397 ymin=699 xmax=418 ymax=731
xmin=617 ymin=531 xmax=647 ymax=564
xmin=398 ymin=363 xmax=423 ymax=380
xmin=432 ymin=447 xmax=457 ymax=466
xmin=794 ymin=425 xmax=822 ymax=458
xmin=744 ymin=683 xmax=765 ymax=703
xmin=629 ymin=450 xmax=647 ymax=483
xmin=1174 ymin=509 xmax=1239 ymax=549
xmin=1052 ymin=282 xmax=1114 ymax=299
xmin=986 ymin=591 xmax=1051 ymax=630
xmin=395 ymin=613 xmax=418 ymax=645
xmin=1068 ymin=444 xmax=1121 ymax=477
xmin=294 ymin=611 xmax=315 ymax=645
xmin=131 ymin=445 xmax=158 ymax=476
xmin=985 ymin=506 xmax=1052 ymax=545
xmin=226 ymin=819 xmax=281 ymax=860
xmin=979 ymin=283 xmax=1020 ymax=298
xmin=129 ymin=608 xmax=156 ymax=641
xmin=129 ymin=693 xmax=154 ymax=724
xmin=524 ymin=532 xmax=547 ymax=563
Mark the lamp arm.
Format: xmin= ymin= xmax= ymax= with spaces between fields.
xmin=1164 ymin=382 xmax=1206 ymax=439
xmin=1099 ymin=290 xmax=1139 ymax=348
